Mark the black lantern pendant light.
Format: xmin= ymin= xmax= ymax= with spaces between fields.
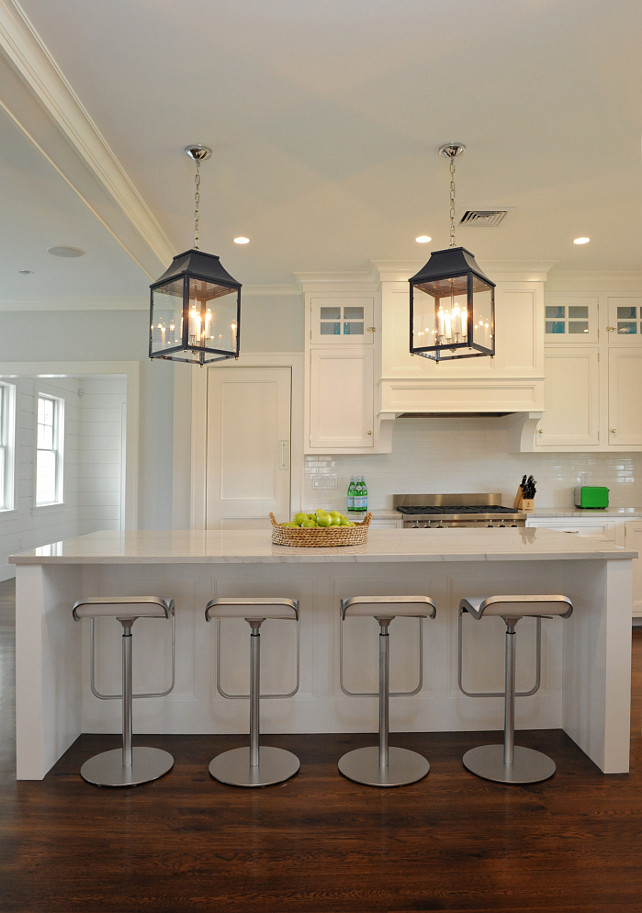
xmin=409 ymin=143 xmax=495 ymax=362
xmin=149 ymin=145 xmax=241 ymax=365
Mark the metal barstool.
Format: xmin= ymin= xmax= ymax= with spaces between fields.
xmin=205 ymin=597 xmax=300 ymax=787
xmin=72 ymin=596 xmax=176 ymax=787
xmin=458 ymin=594 xmax=573 ymax=784
xmin=338 ymin=595 xmax=436 ymax=787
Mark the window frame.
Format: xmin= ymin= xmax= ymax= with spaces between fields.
xmin=0 ymin=381 xmax=16 ymax=512
xmin=35 ymin=392 xmax=65 ymax=507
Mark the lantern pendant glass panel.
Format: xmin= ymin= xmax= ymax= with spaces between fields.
xmin=150 ymin=249 xmax=241 ymax=366
xmin=409 ymin=247 xmax=495 ymax=362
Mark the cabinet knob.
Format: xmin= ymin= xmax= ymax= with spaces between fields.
xmin=606 ymin=326 xmax=616 ymax=332
xmin=368 ymin=430 xmax=372 ymax=435
xmin=537 ymin=428 xmax=543 ymax=434
xmin=367 ymin=326 xmax=376 ymax=333
xmin=610 ymin=428 xmax=616 ymax=434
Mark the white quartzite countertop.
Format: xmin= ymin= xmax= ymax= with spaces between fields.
xmin=9 ymin=527 xmax=638 ymax=565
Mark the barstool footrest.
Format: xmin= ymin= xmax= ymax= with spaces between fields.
xmin=80 ymin=746 xmax=174 ymax=787
xmin=462 ymin=743 xmax=556 ymax=784
xmin=208 ymin=745 xmax=300 ymax=787
xmin=338 ymin=745 xmax=429 ymax=788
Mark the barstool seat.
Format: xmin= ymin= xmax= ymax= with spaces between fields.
xmin=338 ymin=595 xmax=436 ymax=788
xmin=458 ymin=594 xmax=573 ymax=784
xmin=72 ymin=596 xmax=175 ymax=787
xmin=205 ymin=597 xmax=300 ymax=787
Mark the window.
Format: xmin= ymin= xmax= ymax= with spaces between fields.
xmin=36 ymin=394 xmax=64 ymax=506
xmin=0 ymin=382 xmax=16 ymax=511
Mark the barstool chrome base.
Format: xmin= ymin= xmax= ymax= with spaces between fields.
xmin=462 ymin=744 xmax=556 ymax=784
xmin=209 ymin=746 xmax=300 ymax=787
xmin=338 ymin=746 xmax=430 ymax=788
xmin=80 ymin=747 xmax=174 ymax=787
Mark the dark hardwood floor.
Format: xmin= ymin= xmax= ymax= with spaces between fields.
xmin=2 ymin=577 xmax=642 ymax=912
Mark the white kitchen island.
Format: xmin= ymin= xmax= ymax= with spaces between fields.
xmin=11 ymin=526 xmax=637 ymax=779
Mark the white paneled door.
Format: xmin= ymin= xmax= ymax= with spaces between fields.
xmin=206 ymin=366 xmax=291 ymax=529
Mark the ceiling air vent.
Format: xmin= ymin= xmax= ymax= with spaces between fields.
xmin=459 ymin=210 xmax=510 ymax=228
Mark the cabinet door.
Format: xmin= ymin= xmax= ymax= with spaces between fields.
xmin=535 ymin=347 xmax=599 ymax=448
xmin=606 ymin=297 xmax=642 ymax=346
xmin=608 ymin=348 xmax=642 ymax=447
xmin=308 ymin=348 xmax=374 ymax=449
xmin=544 ymin=296 xmax=598 ymax=344
xmin=309 ymin=296 xmax=375 ymax=344
xmin=624 ymin=521 xmax=642 ymax=618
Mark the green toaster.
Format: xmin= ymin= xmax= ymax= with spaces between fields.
xmin=574 ymin=486 xmax=609 ymax=509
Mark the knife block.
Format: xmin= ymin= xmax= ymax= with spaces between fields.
xmin=513 ymin=487 xmax=534 ymax=511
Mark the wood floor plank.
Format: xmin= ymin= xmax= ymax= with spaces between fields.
xmin=1 ymin=578 xmax=642 ymax=912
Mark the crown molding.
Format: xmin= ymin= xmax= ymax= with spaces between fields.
xmin=0 ymin=282 xmax=302 ymax=311
xmin=0 ymin=295 xmax=149 ymax=311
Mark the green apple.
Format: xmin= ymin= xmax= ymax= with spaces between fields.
xmin=293 ymin=512 xmax=308 ymax=526
xmin=301 ymin=519 xmax=318 ymax=527
xmin=316 ymin=514 xmax=333 ymax=527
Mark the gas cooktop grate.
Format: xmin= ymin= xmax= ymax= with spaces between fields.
xmin=397 ymin=505 xmax=520 ymax=516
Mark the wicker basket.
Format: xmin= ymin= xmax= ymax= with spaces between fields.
xmin=270 ymin=512 xmax=371 ymax=547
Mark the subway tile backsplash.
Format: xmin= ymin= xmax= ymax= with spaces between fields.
xmin=304 ymin=417 xmax=642 ymax=512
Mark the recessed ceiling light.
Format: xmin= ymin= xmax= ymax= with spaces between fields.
xmin=233 ymin=236 xmax=250 ymax=245
xmin=573 ymin=237 xmax=590 ymax=245
xmin=415 ymin=235 xmax=432 ymax=244
xmin=47 ymin=246 xmax=85 ymax=257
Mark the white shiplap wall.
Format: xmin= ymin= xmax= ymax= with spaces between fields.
xmin=76 ymin=377 xmax=126 ymax=533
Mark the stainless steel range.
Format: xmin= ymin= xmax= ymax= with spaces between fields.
xmin=394 ymin=493 xmax=527 ymax=528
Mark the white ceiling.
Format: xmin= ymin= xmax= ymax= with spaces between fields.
xmin=1 ymin=0 xmax=642 ymax=307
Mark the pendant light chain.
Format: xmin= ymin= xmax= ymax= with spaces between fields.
xmin=449 ymin=152 xmax=457 ymax=249
xmin=193 ymin=158 xmax=201 ymax=250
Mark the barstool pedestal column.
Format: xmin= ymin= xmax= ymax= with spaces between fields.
xmin=338 ymin=596 xmax=435 ymax=788
xmin=459 ymin=595 xmax=573 ymax=785
xmin=206 ymin=599 xmax=300 ymax=788
xmin=72 ymin=597 xmax=175 ymax=788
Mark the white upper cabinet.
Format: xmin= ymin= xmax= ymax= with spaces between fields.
xmin=535 ymin=346 xmax=600 ymax=449
xmin=308 ymin=348 xmax=374 ymax=449
xmin=301 ymin=281 xmax=391 ymax=454
xmin=534 ymin=293 xmax=642 ymax=451
xmin=608 ymin=348 xmax=642 ymax=447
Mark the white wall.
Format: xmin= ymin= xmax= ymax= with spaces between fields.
xmin=0 ymin=374 xmax=127 ymax=579
xmin=0 ymin=376 xmax=80 ymax=579
xmin=0 ymin=309 xmax=173 ymax=529
xmin=304 ymin=416 xmax=642 ymax=513
xmin=0 ymin=294 xmax=306 ymax=543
